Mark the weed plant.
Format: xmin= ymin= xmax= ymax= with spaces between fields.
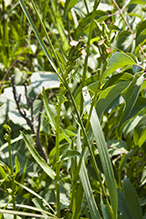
xmin=0 ymin=0 xmax=146 ymax=218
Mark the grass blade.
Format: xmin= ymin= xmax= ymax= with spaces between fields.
xmin=83 ymin=87 xmax=118 ymax=219
xmin=18 ymin=0 xmax=62 ymax=82
xmin=123 ymin=177 xmax=143 ymax=219
xmin=21 ymin=132 xmax=56 ymax=180
xmin=77 ymin=129 xmax=101 ymax=219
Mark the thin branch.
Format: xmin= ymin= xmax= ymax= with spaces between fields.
xmin=11 ymin=75 xmax=48 ymax=162
xmin=11 ymin=75 xmax=35 ymax=134
xmin=0 ymin=43 xmax=28 ymax=87
xmin=112 ymin=0 xmax=146 ymax=58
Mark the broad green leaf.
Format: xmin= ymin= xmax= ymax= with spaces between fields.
xmin=96 ymin=82 xmax=129 ymax=118
xmin=77 ymin=129 xmax=101 ymax=219
xmin=101 ymin=52 xmax=136 ymax=82
xmin=123 ymin=177 xmax=143 ymax=219
xmin=117 ymin=30 xmax=134 ymax=52
xmin=123 ymin=114 xmax=143 ymax=136
xmin=123 ymin=97 xmax=146 ymax=122
xmin=31 ymin=72 xmax=60 ymax=95
xmin=0 ymin=165 xmax=9 ymax=182
xmin=136 ymin=29 xmax=146 ymax=47
xmin=103 ymin=73 xmax=133 ymax=89
xmin=133 ymin=115 xmax=146 ymax=147
xmin=107 ymin=140 xmax=127 ymax=156
xmin=63 ymin=0 xmax=78 ymax=19
xmin=83 ymin=87 xmax=117 ymax=218
xmin=21 ymin=132 xmax=56 ymax=180
xmin=136 ymin=19 xmax=146 ymax=46
xmin=136 ymin=19 xmax=146 ymax=38
xmin=118 ymin=73 xmax=144 ymax=129
xmin=60 ymin=149 xmax=81 ymax=161
xmin=129 ymin=0 xmax=146 ymax=5
xmin=8 ymin=111 xmax=30 ymax=130
xmin=42 ymin=87 xmax=56 ymax=132
xmin=117 ymin=188 xmax=133 ymax=219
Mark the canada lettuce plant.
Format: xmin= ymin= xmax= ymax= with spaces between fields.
xmin=0 ymin=0 xmax=146 ymax=218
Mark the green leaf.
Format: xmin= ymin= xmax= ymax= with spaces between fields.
xmin=14 ymin=156 xmax=20 ymax=177
xmin=0 ymin=165 xmax=9 ymax=182
xmin=118 ymin=73 xmax=144 ymax=129
xmin=129 ymin=0 xmax=146 ymax=5
xmin=63 ymin=0 xmax=78 ymax=20
xmin=117 ymin=188 xmax=133 ymax=219
xmin=83 ymin=87 xmax=117 ymax=218
xmin=100 ymin=194 xmax=113 ymax=219
xmin=136 ymin=29 xmax=146 ymax=47
xmin=72 ymin=183 xmax=83 ymax=219
xmin=77 ymin=129 xmax=101 ymax=219
xmin=101 ymin=52 xmax=136 ymax=82
xmin=136 ymin=19 xmax=146 ymax=46
xmin=0 ymin=102 xmax=4 ymax=107
xmin=117 ymin=30 xmax=134 ymax=52
xmin=133 ymin=115 xmax=146 ymax=147
xmin=42 ymin=87 xmax=56 ymax=132
xmin=96 ymin=82 xmax=129 ymax=118
xmin=123 ymin=177 xmax=143 ymax=219
xmin=61 ymin=149 xmax=81 ymax=161
xmin=74 ymin=10 xmax=108 ymax=39
xmin=31 ymin=72 xmax=60 ymax=95
xmin=21 ymin=132 xmax=56 ymax=180
xmin=19 ymin=0 xmax=62 ymax=81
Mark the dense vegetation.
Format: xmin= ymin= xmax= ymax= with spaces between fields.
xmin=0 ymin=0 xmax=146 ymax=218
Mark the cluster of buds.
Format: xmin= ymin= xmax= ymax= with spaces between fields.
xmin=68 ymin=36 xmax=87 ymax=61
xmin=65 ymin=37 xmax=86 ymax=77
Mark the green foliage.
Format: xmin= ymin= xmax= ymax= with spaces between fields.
xmin=0 ymin=0 xmax=146 ymax=218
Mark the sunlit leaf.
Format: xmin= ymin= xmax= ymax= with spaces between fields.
xmin=21 ymin=132 xmax=56 ymax=180
xmin=101 ymin=52 xmax=136 ymax=82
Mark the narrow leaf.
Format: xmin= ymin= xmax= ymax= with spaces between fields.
xmin=63 ymin=0 xmax=78 ymax=19
xmin=101 ymin=52 xmax=136 ymax=82
xmin=21 ymin=132 xmax=56 ymax=180
xmin=42 ymin=87 xmax=56 ymax=131
xmin=19 ymin=0 xmax=62 ymax=81
xmin=119 ymin=73 xmax=144 ymax=129
xmin=117 ymin=188 xmax=133 ymax=219
xmin=123 ymin=177 xmax=143 ymax=219
xmin=77 ymin=129 xmax=101 ymax=219
xmin=96 ymin=82 xmax=129 ymax=118
xmin=83 ymin=87 xmax=117 ymax=218
xmin=133 ymin=114 xmax=146 ymax=147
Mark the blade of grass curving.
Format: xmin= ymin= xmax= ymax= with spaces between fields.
xmin=77 ymin=129 xmax=101 ymax=219
xmin=21 ymin=132 xmax=56 ymax=180
xmin=0 ymin=209 xmax=57 ymax=218
xmin=15 ymin=181 xmax=55 ymax=213
xmin=18 ymin=0 xmax=64 ymax=83
xmin=0 ymin=203 xmax=56 ymax=218
xmin=29 ymin=0 xmax=65 ymax=75
xmin=83 ymin=87 xmax=118 ymax=219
